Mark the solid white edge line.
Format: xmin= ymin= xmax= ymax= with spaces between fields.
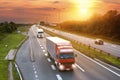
xmin=92 ymin=60 xmax=120 ymax=77
xmin=56 ymin=74 xmax=63 ymax=80
xmin=14 ymin=63 xmax=23 ymax=80
xmin=75 ymin=63 xmax=85 ymax=72
xmin=77 ymin=51 xmax=120 ymax=77
xmin=95 ymin=58 xmax=120 ymax=71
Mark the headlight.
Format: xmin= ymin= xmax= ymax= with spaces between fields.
xmin=59 ymin=64 xmax=65 ymax=70
xmin=72 ymin=64 xmax=76 ymax=68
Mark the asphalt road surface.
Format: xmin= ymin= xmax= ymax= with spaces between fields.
xmin=15 ymin=25 xmax=120 ymax=80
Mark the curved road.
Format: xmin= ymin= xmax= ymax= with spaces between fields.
xmin=15 ymin=25 xmax=120 ymax=80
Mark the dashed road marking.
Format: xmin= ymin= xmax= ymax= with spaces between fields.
xmin=33 ymin=65 xmax=35 ymax=68
xmin=35 ymin=74 xmax=38 ymax=78
xmin=56 ymin=74 xmax=63 ymax=80
xmin=34 ymin=71 xmax=37 ymax=74
xmin=75 ymin=63 xmax=85 ymax=72
xmin=33 ymin=67 xmax=36 ymax=71
xmin=43 ymin=50 xmax=46 ymax=52
xmin=41 ymin=47 xmax=44 ymax=49
xmin=44 ymin=53 xmax=48 ymax=56
xmin=47 ymin=58 xmax=51 ymax=62
xmin=51 ymin=65 xmax=56 ymax=70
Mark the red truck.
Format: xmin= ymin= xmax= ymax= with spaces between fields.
xmin=46 ymin=37 xmax=76 ymax=71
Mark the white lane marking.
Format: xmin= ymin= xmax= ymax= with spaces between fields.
xmin=77 ymin=51 xmax=120 ymax=77
xmin=43 ymin=50 xmax=46 ymax=52
xmin=44 ymin=53 xmax=48 ymax=56
xmin=35 ymin=74 xmax=38 ymax=78
xmin=92 ymin=60 xmax=120 ymax=77
xmin=111 ymin=45 xmax=116 ymax=47
xmin=95 ymin=58 xmax=120 ymax=71
xmin=47 ymin=58 xmax=51 ymax=62
xmin=34 ymin=71 xmax=37 ymax=74
xmin=41 ymin=47 xmax=44 ymax=49
xmin=14 ymin=63 xmax=23 ymax=80
xmin=33 ymin=65 xmax=35 ymax=68
xmin=75 ymin=63 xmax=85 ymax=72
xmin=51 ymin=65 xmax=56 ymax=70
xmin=33 ymin=67 xmax=36 ymax=71
xmin=56 ymin=74 xmax=63 ymax=80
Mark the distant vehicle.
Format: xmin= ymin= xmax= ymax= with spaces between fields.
xmin=94 ymin=39 xmax=104 ymax=45
xmin=46 ymin=37 xmax=76 ymax=71
xmin=37 ymin=29 xmax=44 ymax=38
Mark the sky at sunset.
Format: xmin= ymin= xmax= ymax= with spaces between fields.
xmin=0 ymin=0 xmax=120 ymax=23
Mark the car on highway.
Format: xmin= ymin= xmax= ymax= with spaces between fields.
xmin=94 ymin=39 xmax=104 ymax=45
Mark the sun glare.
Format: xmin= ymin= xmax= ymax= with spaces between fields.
xmin=71 ymin=0 xmax=97 ymax=20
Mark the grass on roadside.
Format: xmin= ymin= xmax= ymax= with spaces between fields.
xmin=71 ymin=40 xmax=120 ymax=68
xmin=0 ymin=32 xmax=25 ymax=80
xmin=0 ymin=61 xmax=9 ymax=80
xmin=0 ymin=32 xmax=25 ymax=59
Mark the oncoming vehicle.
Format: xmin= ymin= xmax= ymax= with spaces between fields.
xmin=94 ymin=39 xmax=104 ymax=45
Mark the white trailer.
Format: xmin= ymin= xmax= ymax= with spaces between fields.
xmin=46 ymin=37 xmax=75 ymax=71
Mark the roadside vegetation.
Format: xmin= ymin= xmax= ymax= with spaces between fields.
xmin=47 ymin=10 xmax=120 ymax=44
xmin=0 ymin=32 xmax=25 ymax=80
xmin=0 ymin=22 xmax=29 ymax=80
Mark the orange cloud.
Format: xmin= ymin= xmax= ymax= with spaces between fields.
xmin=0 ymin=0 xmax=120 ymax=23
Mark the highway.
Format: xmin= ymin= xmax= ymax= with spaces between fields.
xmin=41 ymin=26 xmax=120 ymax=57
xmin=15 ymin=25 xmax=120 ymax=80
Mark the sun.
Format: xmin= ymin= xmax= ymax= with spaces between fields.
xmin=80 ymin=8 xmax=88 ymax=15
xmin=70 ymin=0 xmax=96 ymax=20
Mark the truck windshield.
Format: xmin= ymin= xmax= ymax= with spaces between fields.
xmin=38 ymin=32 xmax=43 ymax=33
xmin=59 ymin=53 xmax=74 ymax=59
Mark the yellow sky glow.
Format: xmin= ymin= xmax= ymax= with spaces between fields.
xmin=70 ymin=0 xmax=97 ymax=20
xmin=0 ymin=0 xmax=120 ymax=23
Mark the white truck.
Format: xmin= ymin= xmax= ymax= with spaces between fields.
xmin=46 ymin=37 xmax=76 ymax=71
xmin=37 ymin=29 xmax=44 ymax=38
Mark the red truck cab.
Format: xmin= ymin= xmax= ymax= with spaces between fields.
xmin=46 ymin=37 xmax=76 ymax=71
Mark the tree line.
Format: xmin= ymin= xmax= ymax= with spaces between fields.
xmin=57 ymin=10 xmax=120 ymax=40
xmin=0 ymin=21 xmax=17 ymax=33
